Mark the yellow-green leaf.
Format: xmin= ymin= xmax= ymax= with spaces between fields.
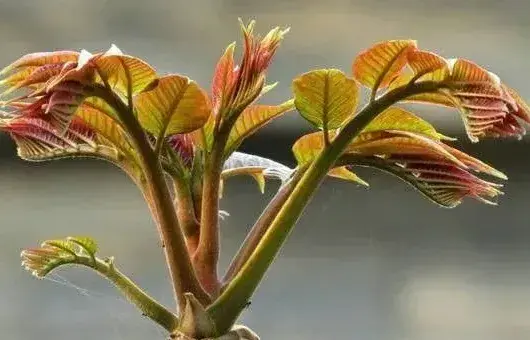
xmin=67 ymin=236 xmax=98 ymax=256
xmin=75 ymin=97 xmax=136 ymax=160
xmin=328 ymin=166 xmax=369 ymax=186
xmin=352 ymin=40 xmax=417 ymax=92
xmin=292 ymin=131 xmax=367 ymax=186
xmin=225 ymin=100 xmax=294 ymax=155
xmin=361 ymin=107 xmax=449 ymax=140
xmin=94 ymin=50 xmax=157 ymax=98
xmin=135 ymin=75 xmax=211 ymax=137
xmin=293 ymin=69 xmax=358 ymax=130
xmin=292 ymin=131 xmax=328 ymax=165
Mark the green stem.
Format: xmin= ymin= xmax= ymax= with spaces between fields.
xmin=77 ymin=256 xmax=179 ymax=332
xmin=208 ymin=81 xmax=444 ymax=332
xmin=222 ymin=170 xmax=303 ymax=285
xmin=92 ymin=86 xmax=210 ymax=310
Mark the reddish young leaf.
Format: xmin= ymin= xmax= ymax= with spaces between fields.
xmin=213 ymin=20 xmax=288 ymax=119
xmin=292 ymin=107 xmax=506 ymax=207
xmin=0 ymin=51 xmax=79 ymax=76
xmin=352 ymin=40 xmax=417 ymax=93
xmin=212 ymin=42 xmax=236 ymax=115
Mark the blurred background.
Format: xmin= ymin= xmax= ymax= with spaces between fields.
xmin=1 ymin=0 xmax=530 ymax=339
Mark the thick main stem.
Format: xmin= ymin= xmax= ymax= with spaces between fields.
xmin=94 ymin=87 xmax=210 ymax=310
xmin=173 ymin=179 xmax=201 ymax=254
xmin=195 ymin=144 xmax=225 ymax=296
xmin=208 ymin=81 xmax=444 ymax=332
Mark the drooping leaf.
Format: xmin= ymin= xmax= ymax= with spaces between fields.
xmin=21 ymin=236 xmax=99 ymax=278
xmin=293 ymin=69 xmax=358 ymax=130
xmin=75 ymin=97 xmax=137 ymax=160
xmin=135 ymin=75 xmax=210 ymax=138
xmin=388 ymin=49 xmax=528 ymax=142
xmin=94 ymin=46 xmax=157 ymax=98
xmin=225 ymin=100 xmax=294 ymax=156
xmin=0 ymin=115 xmax=132 ymax=170
xmin=222 ymin=151 xmax=294 ymax=193
xmin=346 ymin=131 xmax=465 ymax=167
xmin=445 ymin=59 xmax=514 ymax=142
xmin=292 ymin=116 xmax=506 ymax=207
xmin=501 ymin=85 xmax=530 ymax=124
xmin=352 ymin=40 xmax=417 ymax=92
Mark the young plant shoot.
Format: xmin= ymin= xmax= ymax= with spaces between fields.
xmin=1 ymin=20 xmax=527 ymax=339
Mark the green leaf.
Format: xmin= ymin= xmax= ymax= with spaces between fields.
xmin=22 ymin=237 xmax=100 ymax=278
xmin=67 ymin=236 xmax=98 ymax=256
xmin=135 ymin=75 xmax=211 ymax=139
xmin=21 ymin=236 xmax=179 ymax=332
xmin=225 ymin=100 xmax=294 ymax=156
xmin=293 ymin=69 xmax=358 ymax=130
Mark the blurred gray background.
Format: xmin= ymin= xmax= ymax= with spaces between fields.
xmin=1 ymin=0 xmax=530 ymax=339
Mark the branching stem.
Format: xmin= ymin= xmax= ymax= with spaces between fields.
xmin=208 ymin=81 xmax=445 ymax=332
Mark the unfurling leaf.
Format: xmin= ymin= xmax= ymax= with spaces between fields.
xmin=222 ymin=152 xmax=294 ymax=193
xmin=292 ymin=107 xmax=506 ymax=206
xmin=135 ymin=75 xmax=210 ymax=138
xmin=352 ymin=40 xmax=417 ymax=93
xmin=210 ymin=21 xmax=288 ymax=120
xmin=225 ymin=100 xmax=294 ymax=156
xmin=391 ymin=49 xmax=528 ymax=142
xmin=21 ymin=236 xmax=99 ymax=278
xmin=293 ymin=69 xmax=358 ymax=131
